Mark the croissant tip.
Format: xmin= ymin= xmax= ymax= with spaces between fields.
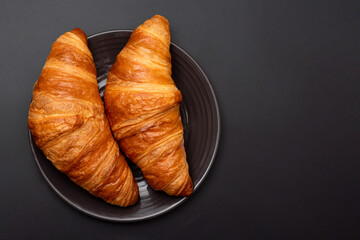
xmin=179 ymin=178 xmax=194 ymax=197
xmin=152 ymin=14 xmax=166 ymax=19
xmin=150 ymin=14 xmax=169 ymax=25
xmin=180 ymin=189 xmax=193 ymax=197
xmin=70 ymin=28 xmax=87 ymax=44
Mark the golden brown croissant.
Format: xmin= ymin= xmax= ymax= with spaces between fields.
xmin=104 ymin=15 xmax=193 ymax=196
xmin=28 ymin=28 xmax=139 ymax=206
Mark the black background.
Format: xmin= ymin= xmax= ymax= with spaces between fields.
xmin=1 ymin=0 xmax=359 ymax=239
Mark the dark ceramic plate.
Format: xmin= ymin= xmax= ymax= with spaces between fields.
xmin=29 ymin=30 xmax=220 ymax=222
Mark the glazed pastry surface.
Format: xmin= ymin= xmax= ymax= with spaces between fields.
xmin=28 ymin=28 xmax=139 ymax=206
xmin=104 ymin=15 xmax=193 ymax=196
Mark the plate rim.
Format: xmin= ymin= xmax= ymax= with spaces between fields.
xmin=29 ymin=29 xmax=221 ymax=222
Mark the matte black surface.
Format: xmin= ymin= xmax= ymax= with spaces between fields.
xmin=1 ymin=0 xmax=360 ymax=239
xmin=29 ymin=30 xmax=220 ymax=222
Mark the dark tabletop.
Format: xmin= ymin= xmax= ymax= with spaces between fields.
xmin=1 ymin=0 xmax=359 ymax=239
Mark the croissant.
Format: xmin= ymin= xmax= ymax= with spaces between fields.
xmin=28 ymin=28 xmax=139 ymax=206
xmin=104 ymin=15 xmax=193 ymax=196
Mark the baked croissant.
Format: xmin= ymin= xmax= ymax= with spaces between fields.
xmin=104 ymin=15 xmax=193 ymax=196
xmin=28 ymin=28 xmax=139 ymax=206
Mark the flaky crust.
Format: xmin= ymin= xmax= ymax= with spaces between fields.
xmin=28 ymin=28 xmax=139 ymax=206
xmin=104 ymin=15 xmax=193 ymax=196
